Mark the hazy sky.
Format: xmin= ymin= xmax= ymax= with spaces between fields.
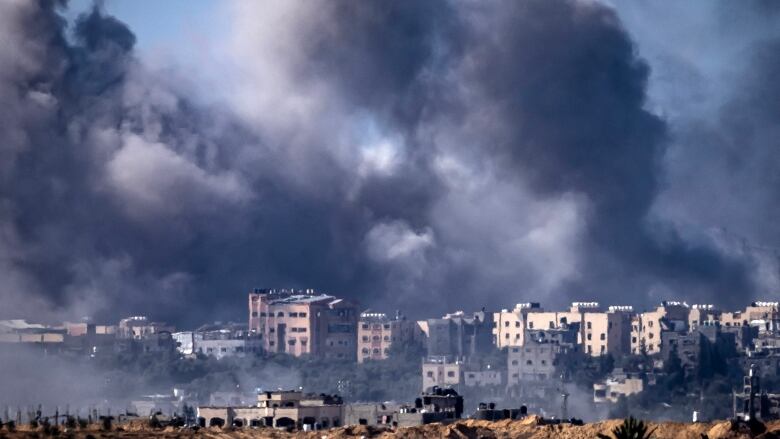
xmin=1 ymin=0 xmax=778 ymax=327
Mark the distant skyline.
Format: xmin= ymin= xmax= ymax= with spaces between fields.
xmin=1 ymin=1 xmax=778 ymax=327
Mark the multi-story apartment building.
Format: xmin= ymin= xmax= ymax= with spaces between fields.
xmin=523 ymin=302 xmax=631 ymax=357
xmin=424 ymin=310 xmax=494 ymax=359
xmin=581 ymin=306 xmax=634 ymax=356
xmin=248 ymin=289 xmax=358 ymax=361
xmin=507 ymin=325 xmax=580 ymax=385
xmin=357 ymin=311 xmax=421 ymax=363
xmin=493 ymin=303 xmax=542 ymax=348
xmin=630 ymin=301 xmax=690 ymax=355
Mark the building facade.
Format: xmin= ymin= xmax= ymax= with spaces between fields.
xmin=357 ymin=311 xmax=421 ymax=363
xmin=248 ymin=289 xmax=358 ymax=361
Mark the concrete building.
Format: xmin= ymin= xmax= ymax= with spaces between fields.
xmin=744 ymin=301 xmax=780 ymax=333
xmin=507 ymin=326 xmax=580 ymax=385
xmin=197 ymin=390 xmax=344 ymax=430
xmin=422 ymin=356 xmax=464 ymax=391
xmin=493 ymin=303 xmax=542 ymax=348
xmin=425 ymin=310 xmax=494 ymax=358
xmin=0 ymin=320 xmax=66 ymax=347
xmin=523 ymin=303 xmax=631 ymax=357
xmin=248 ymin=289 xmax=358 ymax=361
xmin=357 ymin=311 xmax=421 ymax=363
xmin=175 ymin=323 xmax=263 ymax=359
xmin=593 ymin=369 xmax=644 ymax=403
xmin=463 ymin=369 xmax=504 ymax=387
xmin=631 ymin=301 xmax=690 ymax=355
xmin=117 ymin=316 xmax=174 ymax=340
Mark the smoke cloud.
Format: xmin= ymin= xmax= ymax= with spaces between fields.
xmin=0 ymin=0 xmax=777 ymax=327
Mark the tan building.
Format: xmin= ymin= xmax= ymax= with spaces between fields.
xmin=630 ymin=301 xmax=690 ymax=355
xmin=507 ymin=326 xmax=580 ymax=385
xmin=357 ymin=311 xmax=421 ymax=363
xmin=198 ymin=390 xmax=344 ymax=430
xmin=422 ymin=356 xmax=464 ymax=391
xmin=493 ymin=303 xmax=542 ymax=348
xmin=688 ymin=304 xmax=720 ymax=330
xmin=523 ymin=303 xmax=631 ymax=357
xmin=744 ymin=301 xmax=780 ymax=333
xmin=593 ymin=369 xmax=644 ymax=403
xmin=248 ymin=289 xmax=358 ymax=361
xmin=581 ymin=306 xmax=633 ymax=357
xmin=117 ymin=316 xmax=174 ymax=339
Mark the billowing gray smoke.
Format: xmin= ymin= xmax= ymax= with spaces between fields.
xmin=0 ymin=0 xmax=777 ymax=327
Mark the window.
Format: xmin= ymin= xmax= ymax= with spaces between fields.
xmin=541 ymin=360 xmax=546 ymax=365
xmin=468 ymin=373 xmax=475 ymax=378
xmin=260 ymin=312 xmax=267 ymax=317
xmin=269 ymin=341 xmax=275 ymax=346
xmin=251 ymin=312 xmax=258 ymax=317
xmin=528 ymin=322 xmax=534 ymax=329
xmin=649 ymin=333 xmax=654 ymax=339
xmin=511 ymin=360 xmax=518 ymax=365
xmin=299 ymin=313 xmax=307 ymax=318
xmin=587 ymin=345 xmax=592 ymax=353
xmin=526 ymin=360 xmax=532 ymax=365
xmin=515 ymin=321 xmax=521 ymax=327
xmin=277 ymin=312 xmax=284 ymax=317
xmin=587 ymin=334 xmax=592 ymax=341
xmin=383 ymin=336 xmax=389 ymax=341
xmin=549 ymin=321 xmax=554 ymax=329
xmin=289 ymin=312 xmax=298 ymax=317
xmin=373 ymin=348 xmax=380 ymax=354
xmin=372 ymin=335 xmax=380 ymax=341
xmin=221 ymin=347 xmax=227 ymax=353
xmin=288 ymin=339 xmax=296 ymax=345
xmin=362 ymin=324 xmax=369 ymax=330
xmin=447 ymin=371 xmax=455 ymax=377
xmin=600 ymin=345 xmax=605 ymax=353
xmin=298 ymin=327 xmax=307 ymax=332
xmin=632 ymin=337 xmax=637 ymax=343
xmin=504 ymin=321 xmax=509 ymax=327
xmin=362 ymin=348 xmax=369 ymax=354
xmin=505 ymin=334 xmax=509 ymax=339
xmin=600 ymin=333 xmax=605 ymax=341
xmin=587 ymin=321 xmax=592 ymax=329
xmin=383 ymin=324 xmax=390 ymax=330
xmin=512 ymin=348 xmax=519 ymax=353
xmin=427 ymin=371 xmax=434 ymax=377
xmin=362 ymin=336 xmax=369 ymax=342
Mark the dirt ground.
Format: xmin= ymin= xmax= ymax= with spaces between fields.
xmin=3 ymin=416 xmax=780 ymax=438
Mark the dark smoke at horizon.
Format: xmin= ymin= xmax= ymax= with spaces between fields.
xmin=0 ymin=0 xmax=778 ymax=328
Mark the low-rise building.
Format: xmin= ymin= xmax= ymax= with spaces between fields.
xmin=197 ymin=390 xmax=344 ymax=430
xmin=422 ymin=356 xmax=464 ymax=391
xmin=174 ymin=323 xmax=262 ymax=359
xmin=118 ymin=316 xmax=174 ymax=339
xmin=593 ymin=369 xmax=644 ymax=403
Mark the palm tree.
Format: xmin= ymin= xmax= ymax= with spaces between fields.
xmin=608 ymin=417 xmax=655 ymax=439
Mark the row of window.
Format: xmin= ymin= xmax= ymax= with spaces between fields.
xmin=360 ymin=335 xmax=393 ymax=342
xmin=252 ymin=311 xmax=308 ymax=318
xmin=290 ymin=327 xmax=308 ymax=333
xmin=360 ymin=323 xmax=392 ymax=330
xmin=361 ymin=347 xmax=390 ymax=355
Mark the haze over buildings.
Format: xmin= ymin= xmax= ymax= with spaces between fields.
xmin=0 ymin=0 xmax=779 ymax=332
